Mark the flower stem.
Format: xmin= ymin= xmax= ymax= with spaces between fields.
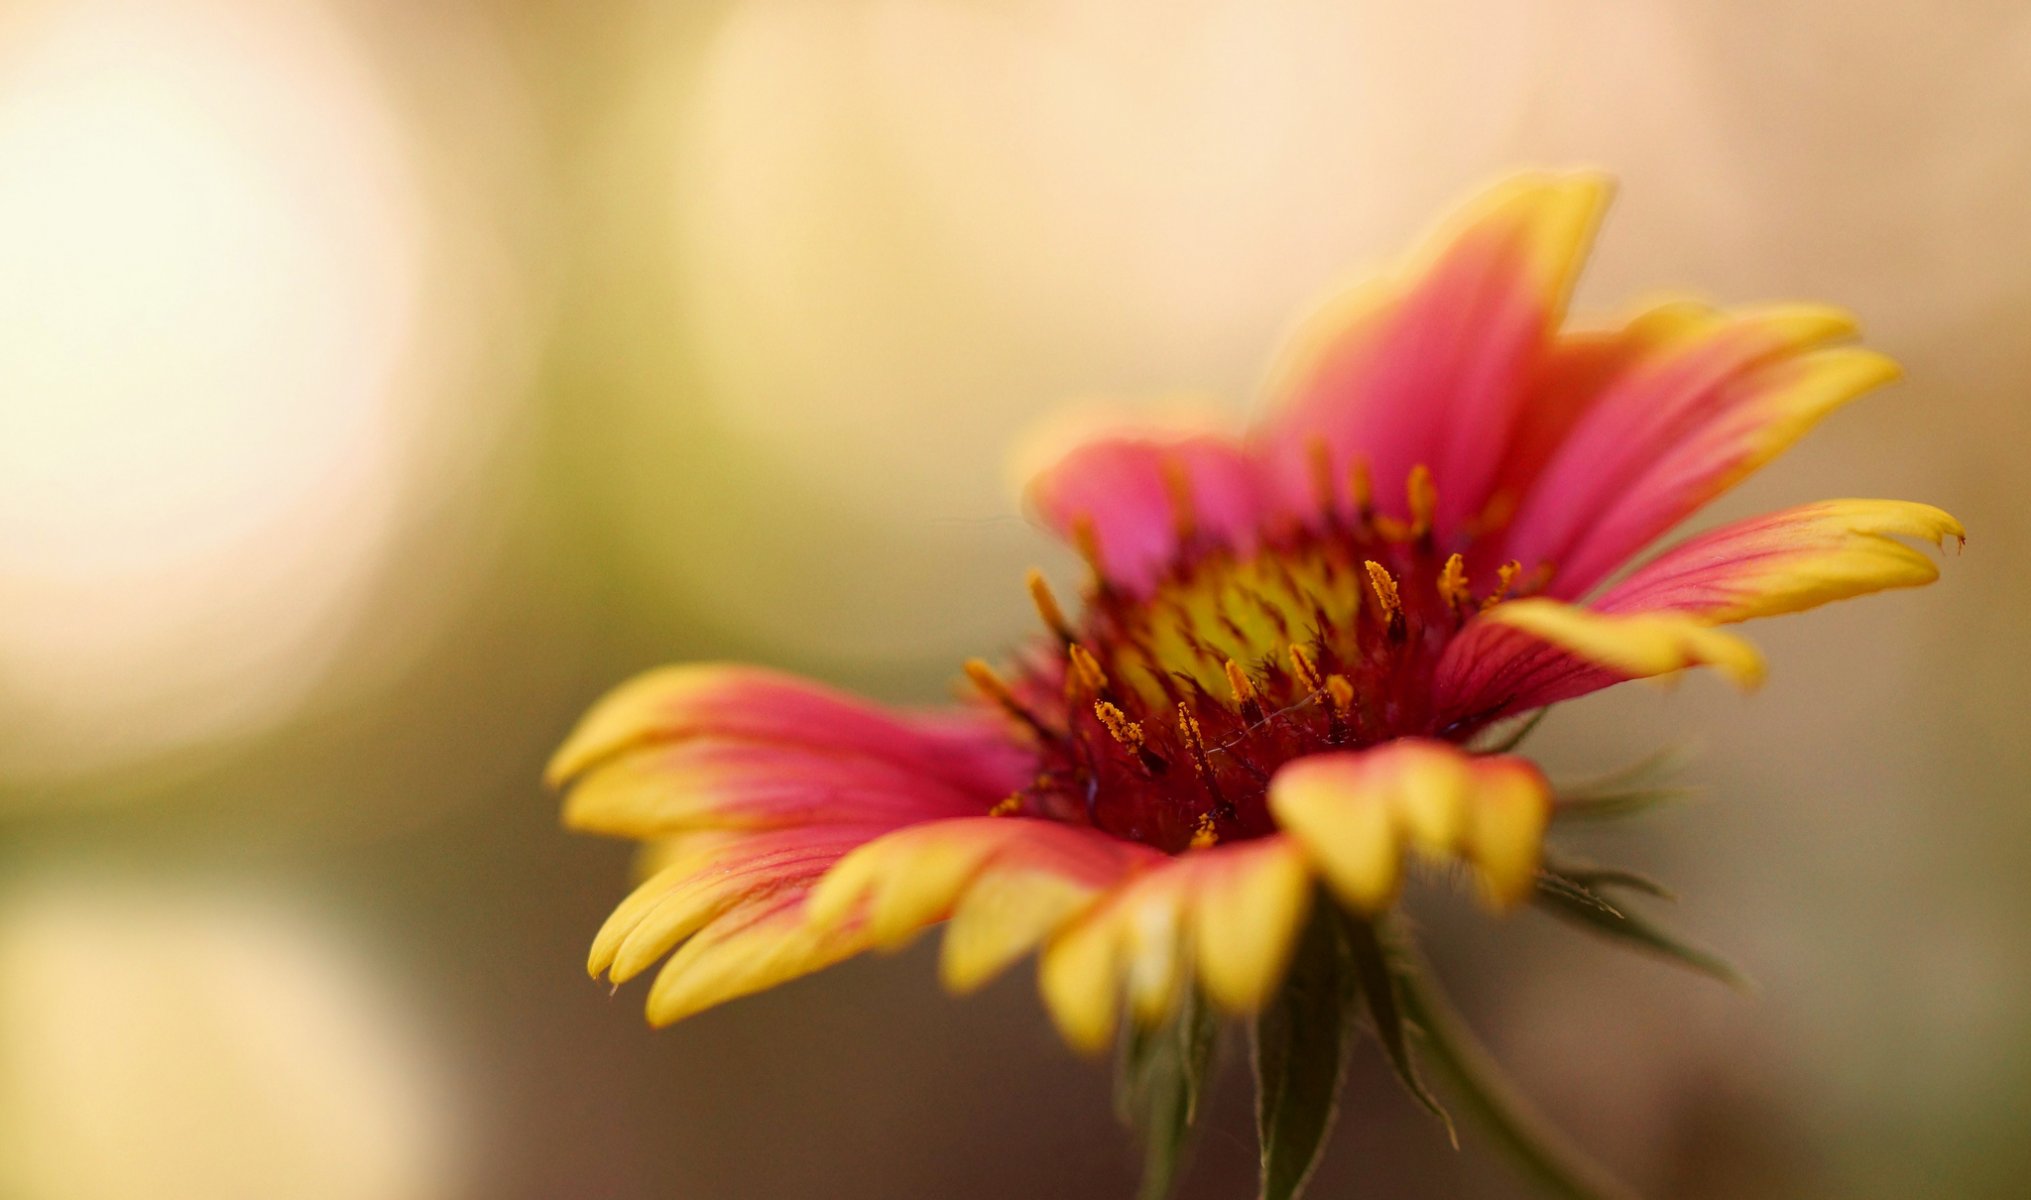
xmin=1393 ymin=957 xmax=1642 ymax=1200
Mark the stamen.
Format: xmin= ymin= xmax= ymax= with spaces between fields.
xmin=1363 ymin=560 xmax=1406 ymax=639
xmin=1175 ymin=702 xmax=1233 ymax=817
xmin=1096 ymin=700 xmax=1168 ymax=775
xmin=965 ymin=658 xmax=1059 ymax=741
xmin=1438 ymin=552 xmax=1471 ymax=613
xmin=1070 ymin=515 xmax=1106 ymax=580
xmin=1094 ymin=700 xmax=1143 ymax=750
xmin=1287 ymin=643 xmax=1324 ymax=695
xmin=1485 ymin=560 xmax=1522 ymax=609
xmin=989 ymin=795 xmax=1023 ymax=817
xmin=1471 ymin=487 xmax=1518 ymax=536
xmin=1347 ymin=458 xmax=1374 ymax=518
xmin=1160 ymin=459 xmax=1196 ymax=540
xmin=1222 ymin=658 xmax=1257 ymax=703
xmin=1223 ymin=658 xmax=1266 ymax=724
xmin=1068 ymin=643 xmax=1110 ymax=693
xmin=1306 ymin=435 xmax=1337 ymax=514
xmin=1175 ymin=705 xmax=1211 ymax=773
xmin=1026 ymin=568 xmax=1075 ymax=642
xmin=1406 ymin=463 xmax=1436 ymax=538
xmin=1325 ymin=674 xmax=1355 ymax=715
xmin=1188 ymin=811 xmax=1218 ymax=849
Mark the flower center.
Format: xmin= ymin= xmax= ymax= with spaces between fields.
xmin=972 ymin=467 xmax=1543 ymax=853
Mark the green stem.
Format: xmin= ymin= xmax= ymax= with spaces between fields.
xmin=1393 ymin=959 xmax=1642 ymax=1200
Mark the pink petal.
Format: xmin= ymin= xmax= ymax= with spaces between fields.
xmin=1430 ymin=600 xmax=1764 ymax=726
xmin=561 ymin=739 xmax=993 ymax=837
xmin=1024 ymin=431 xmax=1266 ymax=595
xmin=1251 ymin=172 xmax=1609 ymax=538
xmin=590 ymin=823 xmax=893 ymax=989
xmin=1593 ymin=499 xmax=1964 ymax=620
xmin=548 ymin=663 xmax=1027 ymax=800
xmin=1498 ymin=304 xmax=1892 ymax=598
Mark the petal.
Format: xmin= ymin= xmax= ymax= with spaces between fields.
xmin=1036 ymin=837 xmax=1313 ymax=1054
xmin=1187 ymin=838 xmax=1315 ymax=1014
xmin=1499 ymin=303 xmax=1894 ymax=597
xmin=561 ymin=738 xmax=989 ymax=837
xmin=644 ymin=889 xmax=878 ymax=1027
xmin=548 ymin=663 xmax=1025 ymax=798
xmin=1253 ymin=171 xmax=1610 ymax=535
xmin=1024 ymin=430 xmax=1266 ymax=595
xmin=1432 ymin=598 xmax=1765 ymax=723
xmin=591 ymin=825 xmax=888 ymax=985
xmin=804 ymin=816 xmax=1155 ymax=976
xmin=1266 ymin=741 xmax=1551 ymax=913
xmin=1594 ymin=499 xmax=1965 ymax=622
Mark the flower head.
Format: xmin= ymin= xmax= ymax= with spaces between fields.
xmin=550 ymin=171 xmax=1961 ymax=1193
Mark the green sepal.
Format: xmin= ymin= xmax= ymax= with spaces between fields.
xmin=1475 ymin=708 xmax=1550 ymax=755
xmin=1550 ymin=746 xmax=1693 ymax=824
xmin=1533 ymin=868 xmax=1751 ymax=990
xmin=1117 ymin=987 xmax=1221 ymax=1200
xmin=1389 ymin=945 xmax=1642 ymax=1200
xmin=1252 ymin=897 xmax=1359 ymax=1200
xmin=1543 ymin=857 xmax=1675 ymax=901
xmin=1343 ymin=916 xmax=1455 ymax=1143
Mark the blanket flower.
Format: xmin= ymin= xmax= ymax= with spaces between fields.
xmin=550 ymin=170 xmax=1961 ymax=1199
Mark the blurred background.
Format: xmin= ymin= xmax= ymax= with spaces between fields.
xmin=0 ymin=1 xmax=2021 ymax=1196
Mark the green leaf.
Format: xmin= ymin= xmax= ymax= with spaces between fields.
xmin=1343 ymin=917 xmax=1454 ymax=1143
xmin=1532 ymin=870 xmax=1751 ymax=989
xmin=1390 ymin=948 xmax=1641 ymax=1200
xmin=1253 ymin=900 xmax=1359 ymax=1200
xmin=1117 ymin=988 xmax=1221 ymax=1200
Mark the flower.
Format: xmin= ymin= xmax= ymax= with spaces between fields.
xmin=550 ymin=172 xmax=1960 ymax=1166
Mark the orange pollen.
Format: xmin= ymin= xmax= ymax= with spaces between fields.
xmin=1288 ymin=643 xmax=1324 ymax=694
xmin=1364 ymin=560 xmax=1403 ymax=627
xmin=1094 ymin=700 xmax=1143 ymax=750
xmin=1438 ymin=553 xmax=1471 ymax=612
xmin=1325 ymin=674 xmax=1355 ymax=715
xmin=1222 ymin=658 xmax=1257 ymax=703
xmin=1486 ymin=560 xmax=1522 ymax=609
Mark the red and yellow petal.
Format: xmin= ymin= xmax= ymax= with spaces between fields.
xmin=1024 ymin=430 xmax=1266 ymax=596
xmin=643 ymin=889 xmax=879 ymax=1027
xmin=1037 ymin=837 xmax=1313 ymax=1053
xmin=1596 ymin=499 xmax=1965 ymax=622
xmin=1433 ymin=598 xmax=1766 ymax=722
xmin=805 ymin=816 xmax=1157 ymax=988
xmin=551 ymin=663 xmax=1032 ymax=840
xmin=1266 ymin=741 xmax=1552 ymax=914
xmin=590 ymin=826 xmax=885 ymax=986
xmin=1500 ymin=303 xmax=1894 ymax=596
xmin=548 ymin=663 xmax=1026 ymax=798
xmin=577 ymin=823 xmax=904 ymax=1026
xmin=561 ymin=739 xmax=987 ymax=838
xmin=1254 ymin=171 xmax=1610 ymax=535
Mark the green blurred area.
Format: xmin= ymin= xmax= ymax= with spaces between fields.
xmin=0 ymin=2 xmax=2025 ymax=1198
